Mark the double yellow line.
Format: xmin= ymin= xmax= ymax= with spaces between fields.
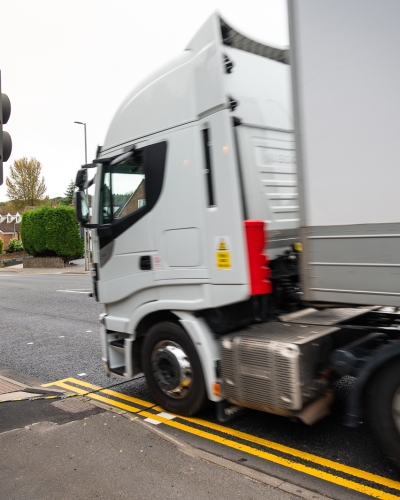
xmin=43 ymin=377 xmax=400 ymax=500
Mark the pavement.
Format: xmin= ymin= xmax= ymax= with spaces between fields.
xmin=0 ymin=258 xmax=90 ymax=275
xmin=0 ymin=373 xmax=317 ymax=500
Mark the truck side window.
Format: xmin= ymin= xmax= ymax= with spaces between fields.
xmin=98 ymin=141 xmax=167 ymax=247
xmin=113 ymin=165 xmax=145 ymax=219
xmin=100 ymin=149 xmax=145 ymax=224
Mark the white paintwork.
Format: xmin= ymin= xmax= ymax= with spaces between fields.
xmin=163 ymin=228 xmax=202 ymax=268
xmin=103 ymin=52 xmax=194 ymax=152
xmin=186 ymin=11 xmax=221 ymax=53
xmin=174 ymin=310 xmax=222 ymax=402
xmin=198 ymin=110 xmax=249 ymax=287
xmin=110 ymin=284 xmax=249 ymax=335
xmin=289 ymin=0 xmax=400 ymax=306
xmin=225 ymin=46 xmax=293 ymax=131
xmin=192 ymin=41 xmax=227 ymax=119
xmin=289 ymin=0 xmax=400 ymax=227
xmin=99 ymin=321 xmax=108 ymax=362
xmin=236 ymin=125 xmax=299 ymax=258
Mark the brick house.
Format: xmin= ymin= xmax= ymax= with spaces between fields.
xmin=0 ymin=212 xmax=22 ymax=250
xmin=117 ymin=180 xmax=146 ymax=218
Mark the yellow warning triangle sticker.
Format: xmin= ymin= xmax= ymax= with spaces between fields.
xmin=218 ymin=239 xmax=228 ymax=251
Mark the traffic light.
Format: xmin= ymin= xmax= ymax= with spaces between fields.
xmin=0 ymin=71 xmax=12 ymax=186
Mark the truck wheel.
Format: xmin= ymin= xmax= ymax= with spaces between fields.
xmin=367 ymin=359 xmax=400 ymax=467
xmin=142 ymin=321 xmax=208 ymax=416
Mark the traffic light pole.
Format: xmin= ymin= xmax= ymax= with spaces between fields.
xmin=0 ymin=71 xmax=12 ymax=186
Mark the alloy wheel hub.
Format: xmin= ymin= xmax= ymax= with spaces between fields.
xmin=152 ymin=341 xmax=193 ymax=399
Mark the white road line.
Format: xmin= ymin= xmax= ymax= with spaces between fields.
xmin=158 ymin=412 xmax=176 ymax=420
xmin=60 ymin=288 xmax=92 ymax=290
xmin=144 ymin=417 xmax=161 ymax=425
xmin=144 ymin=412 xmax=176 ymax=426
xmin=56 ymin=290 xmax=91 ymax=294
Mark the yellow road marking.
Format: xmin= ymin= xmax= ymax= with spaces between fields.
xmin=138 ymin=411 xmax=399 ymax=500
xmin=44 ymin=378 xmax=400 ymax=498
xmin=51 ymin=381 xmax=142 ymax=413
xmin=60 ymin=378 xmax=155 ymax=408
xmin=178 ymin=416 xmax=400 ymax=492
xmin=44 ymin=377 xmax=154 ymax=408
xmin=42 ymin=381 xmax=86 ymax=395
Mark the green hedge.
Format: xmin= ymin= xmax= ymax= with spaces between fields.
xmin=21 ymin=206 xmax=84 ymax=259
xmin=0 ymin=237 xmax=3 ymax=254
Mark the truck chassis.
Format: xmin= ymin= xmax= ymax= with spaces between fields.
xmin=99 ymin=300 xmax=400 ymax=467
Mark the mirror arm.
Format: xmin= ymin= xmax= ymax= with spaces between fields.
xmin=81 ymin=162 xmax=98 ymax=169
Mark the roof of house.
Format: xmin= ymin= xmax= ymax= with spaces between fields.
xmin=0 ymin=221 xmax=21 ymax=233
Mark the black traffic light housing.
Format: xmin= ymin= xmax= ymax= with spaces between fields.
xmin=0 ymin=71 xmax=12 ymax=185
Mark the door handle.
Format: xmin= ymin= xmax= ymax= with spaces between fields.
xmin=140 ymin=256 xmax=152 ymax=270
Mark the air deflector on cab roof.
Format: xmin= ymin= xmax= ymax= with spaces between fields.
xmin=219 ymin=17 xmax=289 ymax=64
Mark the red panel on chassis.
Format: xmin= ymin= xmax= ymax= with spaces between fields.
xmin=244 ymin=220 xmax=272 ymax=295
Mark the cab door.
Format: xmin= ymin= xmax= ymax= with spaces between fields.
xmin=95 ymin=141 xmax=167 ymax=310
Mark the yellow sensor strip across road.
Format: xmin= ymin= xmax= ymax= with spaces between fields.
xmin=44 ymin=378 xmax=400 ymax=500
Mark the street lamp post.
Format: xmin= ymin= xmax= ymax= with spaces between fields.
xmin=74 ymin=121 xmax=89 ymax=271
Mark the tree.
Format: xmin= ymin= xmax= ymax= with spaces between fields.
xmin=0 ymin=200 xmax=17 ymax=213
xmin=6 ymin=157 xmax=47 ymax=209
xmin=64 ymin=180 xmax=75 ymax=205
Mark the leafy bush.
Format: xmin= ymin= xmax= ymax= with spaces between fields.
xmin=7 ymin=238 xmax=24 ymax=253
xmin=0 ymin=237 xmax=3 ymax=254
xmin=21 ymin=206 xmax=84 ymax=259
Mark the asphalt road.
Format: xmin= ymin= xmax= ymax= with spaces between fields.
xmin=1 ymin=273 xmax=399 ymax=499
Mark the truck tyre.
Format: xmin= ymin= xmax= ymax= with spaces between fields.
xmin=367 ymin=358 xmax=400 ymax=467
xmin=142 ymin=321 xmax=208 ymax=416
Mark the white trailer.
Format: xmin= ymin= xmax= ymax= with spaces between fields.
xmin=75 ymin=3 xmax=400 ymax=467
xmin=288 ymin=0 xmax=400 ymax=307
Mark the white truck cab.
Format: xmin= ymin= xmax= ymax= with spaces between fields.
xmin=76 ymin=12 xmax=300 ymax=415
xmin=75 ymin=6 xmax=400 ymax=468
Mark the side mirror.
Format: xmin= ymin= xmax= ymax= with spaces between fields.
xmin=75 ymin=191 xmax=90 ymax=225
xmin=75 ymin=168 xmax=88 ymax=190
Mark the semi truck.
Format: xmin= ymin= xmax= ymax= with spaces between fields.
xmin=75 ymin=0 xmax=400 ymax=467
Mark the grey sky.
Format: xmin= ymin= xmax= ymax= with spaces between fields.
xmin=0 ymin=0 xmax=288 ymax=200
